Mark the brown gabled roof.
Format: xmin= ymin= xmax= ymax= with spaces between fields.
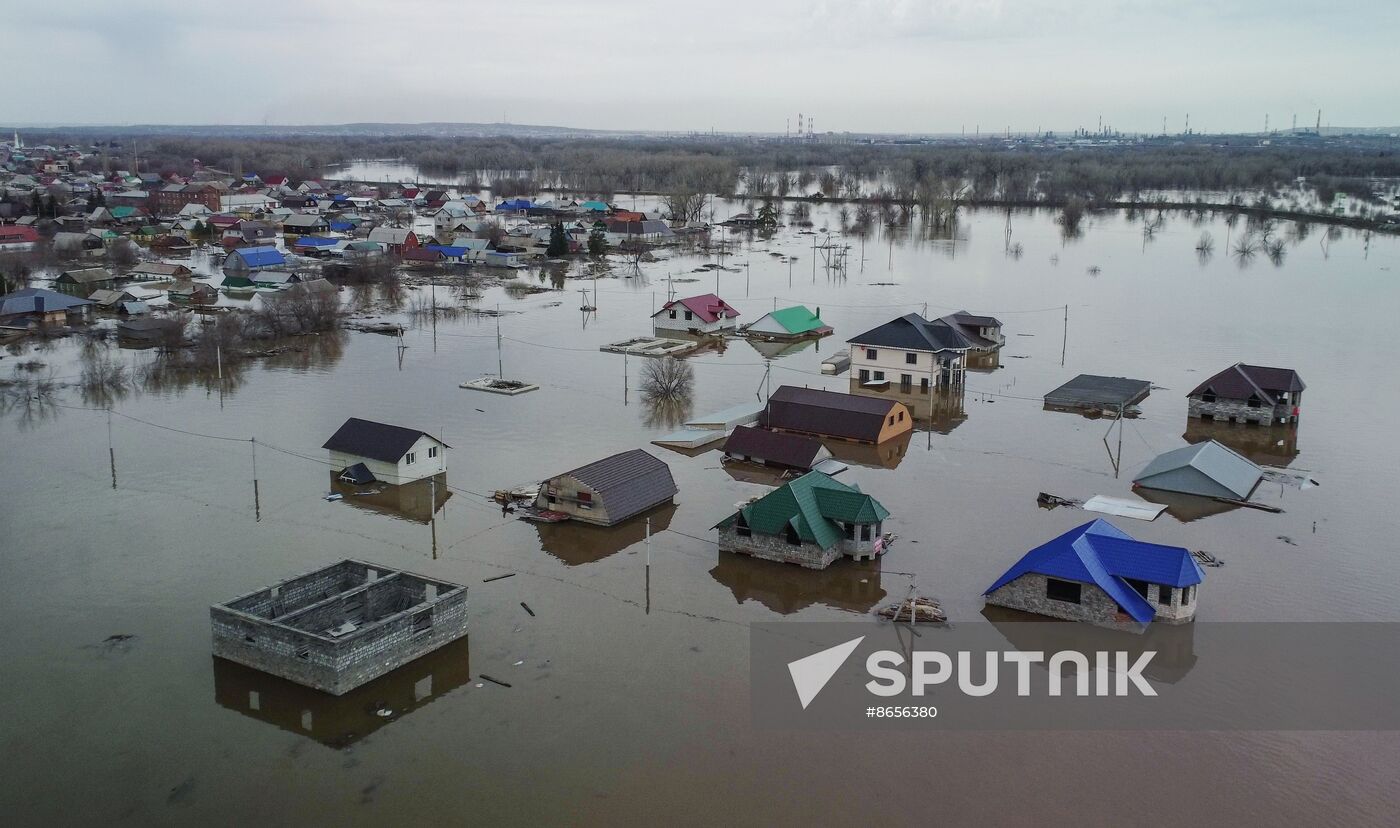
xmin=762 ymin=386 xmax=901 ymax=443
xmin=722 ymin=426 xmax=824 ymax=469
xmin=1188 ymin=363 xmax=1305 ymax=404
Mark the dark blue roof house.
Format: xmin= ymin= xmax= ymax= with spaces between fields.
xmin=328 ymin=220 xmax=355 ymax=232
xmin=983 ymin=520 xmax=1203 ymax=629
xmin=222 ymin=245 xmax=286 ymax=276
xmin=425 ymin=244 xmax=469 ymax=260
xmin=495 ymin=198 xmax=534 ymax=213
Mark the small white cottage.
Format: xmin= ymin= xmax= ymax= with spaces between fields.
xmin=322 ymin=418 xmax=448 ymax=486
xmin=652 ymin=293 xmax=740 ymax=335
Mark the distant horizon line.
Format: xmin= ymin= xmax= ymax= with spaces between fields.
xmin=3 ymin=120 xmax=1398 ymax=138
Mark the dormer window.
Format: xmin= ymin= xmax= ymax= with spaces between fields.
xmin=1201 ymin=390 xmax=1216 ymax=403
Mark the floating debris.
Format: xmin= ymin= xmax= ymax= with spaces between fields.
xmin=520 ymin=601 xmax=536 ymax=617
xmin=479 ymin=674 xmax=512 ymax=688
xmin=1037 ymin=492 xmax=1080 ymax=509
xmin=324 ymin=493 xmax=344 ymax=502
xmin=878 ymin=596 xmax=947 ymax=623
xmin=483 ymin=573 xmax=516 ymax=583
xmin=1192 ymin=549 xmax=1225 ymax=567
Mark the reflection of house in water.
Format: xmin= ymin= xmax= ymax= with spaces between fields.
xmin=1133 ymin=487 xmax=1243 ymax=523
xmin=710 ymin=554 xmax=887 ymax=615
xmin=820 ymin=428 xmax=913 ymax=470
xmin=979 ymin=605 xmax=1198 ymax=685
xmin=745 ymin=337 xmax=817 ymax=361
xmin=533 ymin=501 xmax=677 ymax=566
xmin=327 ymin=471 xmax=450 ymax=524
xmin=1184 ymin=419 xmax=1299 ymax=467
xmin=847 ymin=378 xmax=968 ymax=434
xmin=212 ymin=636 xmax=472 ymax=750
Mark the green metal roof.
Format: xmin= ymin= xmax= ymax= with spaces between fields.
xmin=739 ymin=471 xmax=888 ymax=551
xmin=767 ymin=305 xmax=828 ymax=334
xmin=109 ymin=206 xmax=138 ymax=219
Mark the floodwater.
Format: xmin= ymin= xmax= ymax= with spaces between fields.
xmin=3 ymin=203 xmax=1400 ymax=824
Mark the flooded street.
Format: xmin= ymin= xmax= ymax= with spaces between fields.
xmin=4 ymin=203 xmax=1400 ymax=824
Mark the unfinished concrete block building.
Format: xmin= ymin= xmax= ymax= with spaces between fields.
xmin=211 ymin=560 xmax=468 ymax=696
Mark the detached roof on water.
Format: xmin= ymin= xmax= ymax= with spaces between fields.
xmin=1044 ymin=374 xmax=1152 ymax=410
xmin=723 ymin=426 xmax=826 ymax=469
xmin=983 ymin=519 xmax=1203 ymax=624
xmin=1188 ymin=363 xmax=1305 ymax=405
xmin=551 ymin=449 xmax=677 ymax=524
xmin=1133 ymin=439 xmax=1262 ymax=501
xmin=322 ymin=417 xmax=448 ymax=464
xmin=729 ymin=470 xmax=889 ymax=551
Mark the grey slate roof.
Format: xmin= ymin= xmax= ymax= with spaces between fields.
xmin=848 ymin=312 xmax=976 ymax=353
xmin=554 ymin=448 xmax=677 ymax=524
xmin=1 ymin=287 xmax=93 ymax=316
xmin=1044 ymin=374 xmax=1152 ymax=410
xmin=1133 ymin=439 xmax=1262 ymax=501
xmin=322 ymin=417 xmax=447 ymax=464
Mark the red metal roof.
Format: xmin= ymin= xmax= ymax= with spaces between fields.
xmin=661 ymin=293 xmax=739 ymax=324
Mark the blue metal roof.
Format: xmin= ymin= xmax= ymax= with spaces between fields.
xmin=294 ymin=236 xmax=339 ymax=247
xmin=328 ymin=220 xmax=353 ymax=232
xmin=426 ymin=245 xmax=468 ymax=257
xmin=495 ymin=198 xmax=533 ymax=211
xmin=231 ymin=246 xmax=286 ymax=268
xmin=983 ymin=519 xmax=1203 ymax=624
xmin=0 ymin=287 xmax=93 ymax=316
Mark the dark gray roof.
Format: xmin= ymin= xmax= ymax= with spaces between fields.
xmin=762 ymin=385 xmax=901 ymax=442
xmin=322 ymin=417 xmax=447 ymax=464
xmin=1133 ymin=439 xmax=1262 ymax=500
xmin=555 ymin=449 xmax=677 ymax=524
xmin=1187 ymin=363 xmax=1304 ymax=405
xmin=723 ymin=426 xmax=824 ymax=469
xmin=1044 ymin=374 xmax=1151 ymax=409
xmin=0 ymin=287 xmax=93 ymax=316
xmin=848 ymin=312 xmax=976 ymax=353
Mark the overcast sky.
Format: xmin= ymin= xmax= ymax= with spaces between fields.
xmin=2 ymin=0 xmax=1395 ymax=134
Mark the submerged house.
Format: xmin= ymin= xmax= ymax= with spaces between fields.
xmin=983 ymin=519 xmax=1204 ymax=629
xmin=1044 ymin=374 xmax=1152 ymax=415
xmin=222 ymin=245 xmax=286 ymax=278
xmin=762 ymin=385 xmax=912 ymax=444
xmin=535 ymin=449 xmax=677 ymax=527
xmin=846 ymin=312 xmax=985 ymax=389
xmin=1132 ymin=439 xmax=1262 ymax=502
xmin=743 ymin=305 xmax=832 ymax=340
xmin=722 ymin=425 xmax=832 ymax=472
xmin=652 ymin=293 xmax=740 ymax=335
xmin=0 ymin=288 xmax=93 ymax=326
xmin=322 ymin=417 xmax=449 ymax=486
xmin=367 ymin=226 xmax=420 ymax=254
xmin=715 ymin=471 xmax=890 ymax=569
xmin=1187 ymin=363 xmax=1305 ymax=426
xmin=210 ymin=559 xmax=469 ymax=695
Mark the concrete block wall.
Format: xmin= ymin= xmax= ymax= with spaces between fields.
xmin=1188 ymin=397 xmax=1293 ymax=426
xmin=718 ymin=525 xmax=841 ymax=569
xmin=985 ymin=573 xmax=1197 ymax=629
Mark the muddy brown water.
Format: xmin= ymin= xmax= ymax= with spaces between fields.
xmin=3 ymin=203 xmax=1399 ymax=824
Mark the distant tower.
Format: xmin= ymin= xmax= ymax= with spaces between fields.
xmin=12 ymin=131 xmax=19 ymax=149
xmin=1292 ymin=113 xmax=1297 ymax=133
xmin=1265 ymin=114 xmax=1269 ymax=134
xmin=1185 ymin=114 xmax=1189 ymax=135
xmin=1316 ymin=109 xmax=1322 ymax=132
xmin=798 ymin=112 xmax=803 ymax=138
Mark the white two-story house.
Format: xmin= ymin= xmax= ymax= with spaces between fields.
xmin=846 ymin=312 xmax=987 ymax=390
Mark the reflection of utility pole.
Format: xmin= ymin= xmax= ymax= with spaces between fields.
xmin=644 ymin=517 xmax=651 ymax=615
xmin=496 ymin=305 xmax=503 ymax=378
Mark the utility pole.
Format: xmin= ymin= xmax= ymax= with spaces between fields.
xmin=1061 ymin=305 xmax=1068 ymax=366
xmin=644 ymin=517 xmax=652 ymax=614
xmin=496 ymin=304 xmax=503 ymax=378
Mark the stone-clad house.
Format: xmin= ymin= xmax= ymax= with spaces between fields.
xmin=715 ymin=471 xmax=890 ymax=569
xmin=983 ymin=520 xmax=1204 ymax=630
xmin=1187 ymin=363 xmax=1305 ymax=426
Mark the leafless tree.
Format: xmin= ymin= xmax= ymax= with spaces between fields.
xmin=640 ymin=357 xmax=694 ymax=399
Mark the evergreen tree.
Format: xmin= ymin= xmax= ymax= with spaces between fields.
xmin=756 ymin=202 xmax=779 ymax=227
xmin=546 ymin=222 xmax=569 ymax=257
xmin=588 ymin=225 xmax=609 ymax=256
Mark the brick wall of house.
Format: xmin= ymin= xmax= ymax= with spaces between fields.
xmin=985 ymin=572 xmax=1197 ymax=629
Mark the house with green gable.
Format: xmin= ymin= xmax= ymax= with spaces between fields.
xmin=743 ymin=305 xmax=832 ymax=340
xmin=715 ymin=471 xmax=890 ymax=569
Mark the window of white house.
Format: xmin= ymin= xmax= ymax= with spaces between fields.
xmin=669 ymin=309 xmax=677 ymax=318
xmin=405 ymin=452 xmax=416 ymax=464
xmin=873 ymin=371 xmax=885 ymax=381
xmin=427 ymin=446 xmax=437 ymax=459
xmin=905 ymin=352 xmax=917 ymax=364
xmin=577 ymin=491 xmax=593 ymax=510
xmin=684 ymin=310 xmax=693 ymax=321
xmin=900 ymin=374 xmax=912 ymax=389
xmin=865 ymin=348 xmax=877 ymax=360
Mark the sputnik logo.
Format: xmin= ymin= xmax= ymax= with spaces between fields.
xmin=787 ymin=636 xmax=864 ymax=709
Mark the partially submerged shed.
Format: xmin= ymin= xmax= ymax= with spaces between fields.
xmin=210 ymin=560 xmax=469 ymax=695
xmin=1044 ymin=374 xmax=1151 ymax=414
xmin=722 ymin=426 xmax=832 ymax=472
xmin=1132 ymin=439 xmax=1262 ymax=502
xmin=535 ymin=449 xmax=677 ymax=526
